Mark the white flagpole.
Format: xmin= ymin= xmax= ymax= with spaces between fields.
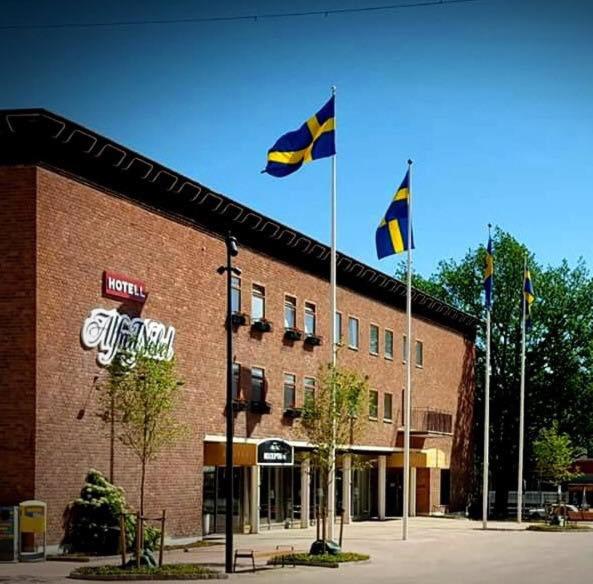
xmin=402 ymin=159 xmax=413 ymax=541
xmin=327 ymin=84 xmax=337 ymax=540
xmin=517 ymin=255 xmax=527 ymax=523
xmin=482 ymin=223 xmax=492 ymax=530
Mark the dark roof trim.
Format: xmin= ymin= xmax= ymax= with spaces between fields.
xmin=0 ymin=108 xmax=478 ymax=336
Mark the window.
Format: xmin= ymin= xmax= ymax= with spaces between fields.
xmin=284 ymin=295 xmax=296 ymax=329
xmin=369 ymin=324 xmax=379 ymax=355
xmin=251 ymin=284 xmax=265 ymax=321
xmin=348 ymin=317 xmax=359 ymax=349
xmin=335 ymin=312 xmax=343 ymax=345
xmin=304 ymin=302 xmax=316 ymax=335
xmin=416 ymin=340 xmax=424 ymax=367
xmin=251 ymin=367 xmax=265 ymax=401
xmin=369 ymin=390 xmax=379 ymax=419
xmin=402 ymin=334 xmax=408 ymax=362
xmin=385 ymin=329 xmax=394 ymax=360
xmin=384 ymin=392 xmax=393 ymax=421
xmin=231 ymin=276 xmax=241 ymax=313
xmin=304 ymin=377 xmax=316 ymax=406
xmin=232 ymin=363 xmax=241 ymax=399
xmin=283 ymin=373 xmax=296 ymax=409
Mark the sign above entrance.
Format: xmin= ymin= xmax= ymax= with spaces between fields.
xmin=103 ymin=271 xmax=147 ymax=303
xmin=256 ymin=439 xmax=293 ymax=466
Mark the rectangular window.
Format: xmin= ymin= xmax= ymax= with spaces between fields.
xmin=369 ymin=390 xmax=379 ymax=419
xmin=232 ymin=363 xmax=241 ymax=399
xmin=348 ymin=317 xmax=359 ymax=349
xmin=284 ymin=295 xmax=296 ymax=329
xmin=251 ymin=284 xmax=265 ymax=321
xmin=304 ymin=377 xmax=316 ymax=406
xmin=416 ymin=340 xmax=424 ymax=367
xmin=384 ymin=392 xmax=393 ymax=421
xmin=335 ymin=312 xmax=343 ymax=345
xmin=385 ymin=329 xmax=394 ymax=360
xmin=251 ymin=367 xmax=265 ymax=402
xmin=304 ymin=302 xmax=316 ymax=335
xmin=402 ymin=334 xmax=408 ymax=362
xmin=369 ymin=324 xmax=379 ymax=355
xmin=231 ymin=276 xmax=241 ymax=314
xmin=283 ymin=373 xmax=296 ymax=409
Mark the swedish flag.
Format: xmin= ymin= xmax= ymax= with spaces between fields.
xmin=376 ymin=170 xmax=413 ymax=259
xmin=484 ymin=236 xmax=493 ymax=311
xmin=264 ymin=96 xmax=335 ymax=178
xmin=524 ymin=267 xmax=535 ymax=329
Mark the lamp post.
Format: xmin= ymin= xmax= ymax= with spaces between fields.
xmin=217 ymin=233 xmax=240 ymax=574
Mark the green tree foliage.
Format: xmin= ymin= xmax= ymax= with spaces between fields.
xmin=98 ymin=353 xmax=187 ymax=517
xmin=398 ymin=229 xmax=593 ymax=513
xmin=301 ymin=364 xmax=369 ymax=539
xmin=62 ymin=469 xmax=159 ymax=555
xmin=533 ymin=422 xmax=581 ymax=487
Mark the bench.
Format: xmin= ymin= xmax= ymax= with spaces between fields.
xmin=233 ymin=545 xmax=295 ymax=572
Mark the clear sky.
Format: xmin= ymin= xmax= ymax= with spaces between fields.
xmin=2 ymin=0 xmax=593 ymax=277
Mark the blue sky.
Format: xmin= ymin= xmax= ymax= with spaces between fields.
xmin=3 ymin=0 xmax=593 ymax=277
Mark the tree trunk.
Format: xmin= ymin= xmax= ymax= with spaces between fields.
xmin=140 ymin=458 xmax=146 ymax=517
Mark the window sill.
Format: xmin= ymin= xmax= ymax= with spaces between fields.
xmin=385 ymin=355 xmax=393 ymax=361
xmin=368 ymin=416 xmax=378 ymax=421
xmin=415 ymin=364 xmax=424 ymax=369
xmin=383 ymin=418 xmax=393 ymax=424
xmin=348 ymin=345 xmax=359 ymax=351
xmin=369 ymin=351 xmax=379 ymax=357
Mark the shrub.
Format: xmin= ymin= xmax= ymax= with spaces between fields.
xmin=62 ymin=469 xmax=160 ymax=555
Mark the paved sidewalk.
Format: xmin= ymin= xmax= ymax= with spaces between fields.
xmin=1 ymin=518 xmax=592 ymax=583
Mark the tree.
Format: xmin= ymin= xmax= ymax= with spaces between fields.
xmin=398 ymin=229 xmax=593 ymax=516
xmin=99 ymin=352 xmax=187 ymax=517
xmin=301 ymin=363 xmax=369 ymax=543
xmin=533 ymin=422 xmax=581 ymax=490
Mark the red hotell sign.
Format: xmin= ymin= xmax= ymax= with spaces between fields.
xmin=102 ymin=271 xmax=148 ymax=303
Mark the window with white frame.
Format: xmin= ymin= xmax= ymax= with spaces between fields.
xmin=416 ymin=340 xmax=424 ymax=367
xmin=284 ymin=295 xmax=296 ymax=329
xmin=251 ymin=284 xmax=265 ymax=321
xmin=251 ymin=367 xmax=265 ymax=401
xmin=384 ymin=392 xmax=393 ymax=421
xmin=348 ymin=317 xmax=359 ymax=349
xmin=304 ymin=377 xmax=316 ymax=406
xmin=369 ymin=324 xmax=379 ymax=355
xmin=231 ymin=276 xmax=241 ymax=314
xmin=283 ymin=373 xmax=296 ymax=409
xmin=304 ymin=302 xmax=316 ymax=335
xmin=385 ymin=329 xmax=394 ymax=360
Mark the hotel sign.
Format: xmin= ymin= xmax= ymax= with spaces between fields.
xmin=81 ymin=308 xmax=175 ymax=367
xmin=103 ymin=271 xmax=147 ymax=303
xmin=257 ymin=439 xmax=294 ymax=466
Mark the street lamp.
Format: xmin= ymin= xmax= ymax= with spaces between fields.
xmin=217 ymin=233 xmax=240 ymax=574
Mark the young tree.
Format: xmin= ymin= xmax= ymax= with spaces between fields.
xmin=533 ymin=422 xmax=581 ymax=492
xmin=301 ymin=363 xmax=369 ymax=544
xmin=98 ymin=352 xmax=186 ymax=517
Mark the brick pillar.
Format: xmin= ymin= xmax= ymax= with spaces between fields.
xmin=378 ymin=455 xmax=387 ymax=520
xmin=342 ymin=455 xmax=352 ymax=524
xmin=250 ymin=465 xmax=260 ymax=534
xmin=300 ymin=459 xmax=310 ymax=529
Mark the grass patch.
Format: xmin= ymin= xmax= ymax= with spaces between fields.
xmin=69 ymin=563 xmax=227 ymax=580
xmin=268 ymin=552 xmax=369 ymax=568
xmin=527 ymin=524 xmax=592 ymax=532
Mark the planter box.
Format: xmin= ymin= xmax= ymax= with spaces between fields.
xmin=248 ymin=400 xmax=272 ymax=414
xmin=230 ymin=312 xmax=248 ymax=327
xmin=251 ymin=319 xmax=272 ymax=333
xmin=284 ymin=328 xmax=303 ymax=341
xmin=304 ymin=334 xmax=322 ymax=347
xmin=283 ymin=407 xmax=302 ymax=419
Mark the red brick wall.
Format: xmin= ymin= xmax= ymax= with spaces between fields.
xmin=0 ymin=167 xmax=36 ymax=505
xmin=2 ymin=165 xmax=474 ymax=542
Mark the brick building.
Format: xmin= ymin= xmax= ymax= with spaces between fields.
xmin=0 ymin=109 xmax=477 ymax=546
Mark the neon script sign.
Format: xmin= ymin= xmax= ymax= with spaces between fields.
xmin=81 ymin=308 xmax=176 ymax=367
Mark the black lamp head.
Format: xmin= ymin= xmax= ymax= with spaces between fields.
xmin=226 ymin=235 xmax=239 ymax=257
